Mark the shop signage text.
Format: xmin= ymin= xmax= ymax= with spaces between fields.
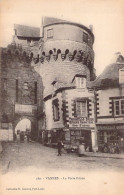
xmin=69 ymin=117 xmax=94 ymax=127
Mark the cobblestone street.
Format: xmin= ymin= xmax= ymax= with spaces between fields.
xmin=1 ymin=142 xmax=124 ymax=195
xmin=1 ymin=142 xmax=124 ymax=174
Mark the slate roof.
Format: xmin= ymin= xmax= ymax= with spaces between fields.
xmin=14 ymin=24 xmax=40 ymax=38
xmin=52 ymin=79 xmax=75 ymax=91
xmin=91 ymin=54 xmax=124 ymax=89
xmin=42 ymin=17 xmax=67 ymax=27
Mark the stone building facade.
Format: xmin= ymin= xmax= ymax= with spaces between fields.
xmin=0 ymin=17 xmax=97 ymax=150
xmin=43 ymin=77 xmax=97 ymax=151
xmin=0 ymin=24 xmax=43 ymax=141
xmin=92 ymin=53 xmax=124 ymax=153
xmin=1 ymin=17 xmax=123 ymax=154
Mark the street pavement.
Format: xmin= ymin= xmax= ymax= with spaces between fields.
xmin=0 ymin=141 xmax=124 ymax=174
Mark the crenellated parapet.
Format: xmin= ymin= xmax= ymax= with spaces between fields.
xmin=1 ymin=43 xmax=38 ymax=65
xmin=33 ymin=48 xmax=94 ymax=67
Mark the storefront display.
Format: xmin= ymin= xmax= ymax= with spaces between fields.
xmin=97 ymin=124 xmax=124 ymax=153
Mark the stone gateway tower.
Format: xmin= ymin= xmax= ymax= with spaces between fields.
xmin=0 ymin=25 xmax=43 ymax=141
xmin=0 ymin=17 xmax=97 ymax=150
xmin=33 ymin=17 xmax=97 ymax=151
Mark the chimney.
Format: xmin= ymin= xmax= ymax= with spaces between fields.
xmin=89 ymin=25 xmax=93 ymax=32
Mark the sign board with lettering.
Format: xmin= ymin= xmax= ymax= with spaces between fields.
xmin=15 ymin=104 xmax=32 ymax=114
xmin=69 ymin=117 xmax=94 ymax=128
xmin=97 ymin=124 xmax=124 ymax=131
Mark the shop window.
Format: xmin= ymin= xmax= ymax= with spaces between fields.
xmin=83 ymin=32 xmax=88 ymax=43
xmin=76 ymin=77 xmax=86 ymax=88
xmin=53 ymin=99 xmax=59 ymax=121
xmin=76 ymin=100 xmax=87 ymax=117
xmin=98 ymin=131 xmax=104 ymax=143
xmin=114 ymin=99 xmax=124 ymax=115
xmin=47 ymin=29 xmax=53 ymax=39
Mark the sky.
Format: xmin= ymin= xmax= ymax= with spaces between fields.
xmin=0 ymin=0 xmax=124 ymax=75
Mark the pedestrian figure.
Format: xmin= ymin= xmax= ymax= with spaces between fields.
xmin=13 ymin=133 xmax=17 ymax=142
xmin=78 ymin=143 xmax=85 ymax=157
xmin=27 ymin=132 xmax=30 ymax=142
xmin=78 ymin=137 xmax=85 ymax=157
xmin=16 ymin=130 xmax=20 ymax=142
xmin=20 ymin=131 xmax=24 ymax=142
xmin=57 ymin=140 xmax=63 ymax=156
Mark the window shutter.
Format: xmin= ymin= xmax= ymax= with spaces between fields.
xmin=73 ymin=100 xmax=77 ymax=117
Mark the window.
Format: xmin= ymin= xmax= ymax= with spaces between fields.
xmin=34 ymin=82 xmax=37 ymax=104
xmin=16 ymin=79 xmax=18 ymax=102
xmin=47 ymin=29 xmax=53 ymax=39
xmin=53 ymin=99 xmax=59 ymax=121
xmin=114 ymin=99 xmax=124 ymax=115
xmin=2 ymin=78 xmax=7 ymax=91
xmin=23 ymin=82 xmax=28 ymax=90
xmin=119 ymin=68 xmax=124 ymax=84
xmin=76 ymin=77 xmax=86 ymax=88
xmin=76 ymin=100 xmax=87 ymax=117
xmin=83 ymin=32 xmax=88 ymax=43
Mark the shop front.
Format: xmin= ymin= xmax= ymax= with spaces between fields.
xmin=97 ymin=123 xmax=124 ymax=153
xmin=69 ymin=128 xmax=92 ymax=151
xmin=68 ymin=117 xmax=96 ymax=151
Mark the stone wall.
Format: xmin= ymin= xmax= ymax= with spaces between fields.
xmin=43 ymin=23 xmax=94 ymax=47
xmin=0 ymin=48 xmax=44 ymax=138
xmin=45 ymin=87 xmax=95 ymax=131
xmin=96 ymin=88 xmax=124 ymax=123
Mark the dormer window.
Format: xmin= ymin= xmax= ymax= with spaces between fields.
xmin=76 ymin=77 xmax=86 ymax=88
xmin=119 ymin=68 xmax=124 ymax=84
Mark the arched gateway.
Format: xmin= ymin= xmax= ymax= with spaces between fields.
xmin=13 ymin=115 xmax=38 ymax=141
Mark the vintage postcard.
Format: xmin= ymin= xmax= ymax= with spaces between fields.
xmin=0 ymin=0 xmax=124 ymax=195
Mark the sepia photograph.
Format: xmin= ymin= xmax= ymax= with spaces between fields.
xmin=0 ymin=0 xmax=124 ymax=194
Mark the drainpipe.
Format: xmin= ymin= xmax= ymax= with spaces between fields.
xmin=93 ymin=87 xmax=97 ymax=124
xmin=92 ymin=87 xmax=98 ymax=151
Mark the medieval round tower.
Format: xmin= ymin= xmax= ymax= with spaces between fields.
xmin=33 ymin=17 xmax=95 ymax=99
